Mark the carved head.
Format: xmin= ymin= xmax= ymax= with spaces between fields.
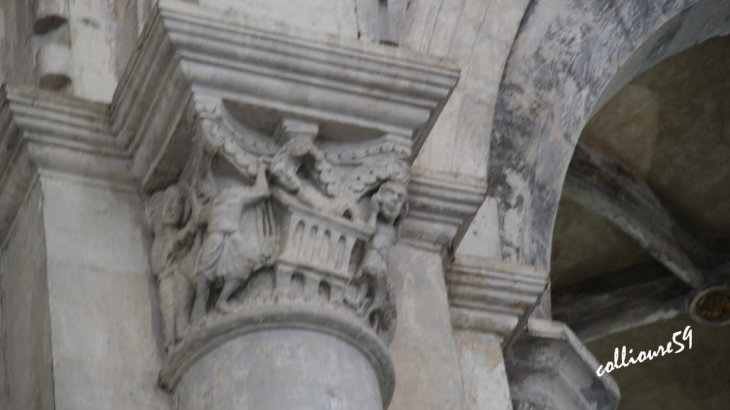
xmin=288 ymin=134 xmax=316 ymax=156
xmin=373 ymin=181 xmax=407 ymax=224
xmin=162 ymin=185 xmax=187 ymax=226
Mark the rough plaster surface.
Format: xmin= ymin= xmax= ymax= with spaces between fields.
xmin=199 ymin=0 xmax=358 ymax=39
xmin=387 ymin=244 xmax=465 ymax=410
xmin=486 ymin=0 xmax=730 ymax=269
xmin=41 ymin=176 xmax=170 ymax=410
xmin=1 ymin=183 xmax=54 ymax=410
xmin=455 ymin=331 xmax=513 ymax=410
xmin=68 ymin=0 xmax=138 ymax=102
xmin=177 ymin=329 xmax=382 ymax=410
xmin=581 ymin=85 xmax=659 ymax=183
xmin=637 ymin=35 xmax=730 ymax=250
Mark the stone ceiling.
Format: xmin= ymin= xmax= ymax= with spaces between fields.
xmin=551 ymin=34 xmax=730 ymax=410
xmin=552 ymin=34 xmax=730 ymax=290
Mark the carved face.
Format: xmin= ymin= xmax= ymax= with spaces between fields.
xmin=162 ymin=186 xmax=184 ymax=226
xmin=377 ymin=182 xmax=407 ymax=222
xmin=289 ymin=135 xmax=315 ymax=156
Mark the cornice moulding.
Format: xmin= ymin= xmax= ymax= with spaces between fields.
xmin=447 ymin=256 xmax=547 ymax=338
xmin=111 ymin=0 xmax=460 ymax=192
xmin=0 ymin=86 xmax=132 ymax=240
xmin=400 ymin=170 xmax=486 ymax=253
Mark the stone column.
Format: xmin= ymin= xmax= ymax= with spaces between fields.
xmin=111 ymin=2 xmax=461 ymax=409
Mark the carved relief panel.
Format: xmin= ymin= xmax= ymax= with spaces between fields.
xmin=145 ymin=100 xmax=410 ymax=390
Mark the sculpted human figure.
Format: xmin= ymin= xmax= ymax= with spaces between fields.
xmin=350 ymin=181 xmax=407 ymax=343
xmin=269 ymin=134 xmax=333 ymax=209
xmin=191 ymin=160 xmax=275 ymax=321
xmin=150 ymin=185 xmax=196 ymax=352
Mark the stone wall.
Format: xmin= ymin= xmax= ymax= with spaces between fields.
xmin=1 ymin=182 xmax=53 ymax=410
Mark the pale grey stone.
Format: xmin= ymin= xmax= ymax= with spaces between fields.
xmin=505 ymin=320 xmax=620 ymax=410
xmin=1 ymin=183 xmax=54 ymax=410
xmin=387 ymin=244 xmax=466 ymax=410
xmin=177 ymin=329 xmax=383 ymax=410
xmin=41 ymin=176 xmax=170 ymax=410
xmin=455 ymin=331 xmax=513 ymax=410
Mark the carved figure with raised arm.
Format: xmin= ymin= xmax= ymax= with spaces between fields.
xmin=191 ymin=159 xmax=276 ymax=321
xmin=269 ymin=131 xmax=334 ymax=210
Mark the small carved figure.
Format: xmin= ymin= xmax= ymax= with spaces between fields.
xmin=350 ymin=181 xmax=408 ymax=343
xmin=191 ymin=161 xmax=276 ymax=321
xmin=150 ymin=185 xmax=196 ymax=352
xmin=269 ymin=133 xmax=333 ymax=209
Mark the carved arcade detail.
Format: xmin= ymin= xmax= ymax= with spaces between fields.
xmin=145 ymin=101 xmax=409 ymax=358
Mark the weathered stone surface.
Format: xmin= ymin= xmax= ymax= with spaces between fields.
xmin=199 ymin=0 xmax=359 ymax=39
xmin=447 ymin=256 xmax=547 ymax=339
xmin=387 ymin=244 xmax=465 ymax=410
xmin=402 ymin=0 xmax=530 ymax=178
xmin=455 ymin=330 xmax=513 ymax=410
xmin=1 ymin=183 xmax=53 ymax=410
xmin=505 ymin=320 xmax=620 ymax=410
xmin=177 ymin=329 xmax=383 ymax=410
xmin=42 ymin=176 xmax=170 ymax=410
xmin=486 ymin=0 xmax=730 ymax=270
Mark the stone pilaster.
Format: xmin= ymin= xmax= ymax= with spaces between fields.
xmin=446 ymin=256 xmax=619 ymax=410
xmin=386 ymin=169 xmax=486 ymax=409
xmin=0 ymin=87 xmax=166 ymax=410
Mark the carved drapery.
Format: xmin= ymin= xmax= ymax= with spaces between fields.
xmin=144 ymin=103 xmax=421 ymax=407
xmin=146 ymin=100 xmax=412 ymax=401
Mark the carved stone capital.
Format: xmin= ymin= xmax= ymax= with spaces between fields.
xmin=505 ymin=319 xmax=620 ymax=410
xmin=114 ymin=2 xmax=459 ymax=408
xmin=446 ymin=256 xmax=547 ymax=338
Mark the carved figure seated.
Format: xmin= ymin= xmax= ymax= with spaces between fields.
xmin=150 ymin=185 xmax=196 ymax=352
xmin=191 ymin=161 xmax=275 ymax=321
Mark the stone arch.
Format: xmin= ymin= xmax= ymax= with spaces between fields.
xmin=488 ymin=0 xmax=730 ymax=269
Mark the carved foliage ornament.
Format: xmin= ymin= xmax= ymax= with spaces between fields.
xmin=145 ymin=101 xmax=409 ymax=356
